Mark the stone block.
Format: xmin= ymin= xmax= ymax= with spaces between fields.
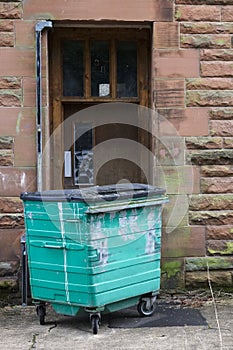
xmin=0 ymin=214 xmax=24 ymax=229
xmin=0 ymin=136 xmax=13 ymax=149
xmin=201 ymin=165 xmax=233 ymax=177
xmin=0 ymin=197 xmax=23 ymax=213
xmin=207 ymin=225 xmax=233 ymax=240
xmin=157 ymin=136 xmax=185 ymax=165
xmin=0 ymin=90 xmax=21 ymax=107
xmin=0 ymin=2 xmax=22 ymax=19
xmin=181 ymin=34 xmax=230 ymax=49
xmin=0 ymin=228 xmax=22 ymax=261
xmin=153 ymin=22 xmax=179 ymax=48
xmin=186 ymin=256 xmax=233 ymax=272
xmin=154 ymin=79 xmax=185 ymax=108
xmin=162 ymin=195 xmax=189 ymax=229
xmin=201 ymin=62 xmax=233 ymax=77
xmin=186 ymin=78 xmax=233 ymax=90
xmin=0 ymin=149 xmax=13 ymax=166
xmin=200 ymin=49 xmax=233 ymax=61
xmin=0 ymin=168 xmax=36 ymax=196
xmin=23 ymin=0 xmax=173 ymax=21
xmin=189 ymin=210 xmax=233 ymax=225
xmin=186 ymin=137 xmax=222 ymax=149
xmin=0 ymin=32 xmax=14 ymax=46
xmin=0 ymin=48 xmax=35 ymax=76
xmin=0 ymin=20 xmax=14 ymax=32
xmin=0 ymin=261 xmax=19 ymax=277
xmin=223 ymin=138 xmax=233 ymax=148
xmin=222 ymin=6 xmax=233 ymax=21
xmin=188 ymin=149 xmax=233 ymax=165
xmin=176 ymin=0 xmax=233 ymax=3
xmin=175 ymin=5 xmax=221 ymax=21
xmin=187 ymin=90 xmax=233 ymax=106
xmin=158 ymin=108 xmax=209 ymax=137
xmin=0 ymin=77 xmax=21 ymax=89
xmin=0 ymin=107 xmax=36 ymax=137
xmin=0 ymin=277 xmax=18 ymax=290
xmin=161 ymin=258 xmax=185 ymax=290
xmin=14 ymin=135 xmax=36 ymax=167
xmin=181 ymin=22 xmax=233 ymax=34
xmin=162 ymin=226 xmax=205 ymax=258
xmin=201 ymin=177 xmax=233 ymax=193
xmin=15 ymin=20 xmax=35 ymax=48
xmin=189 ymin=194 xmax=233 ymax=210
xmin=208 ymin=240 xmax=233 ymax=255
xmin=153 ymin=49 xmax=199 ymax=78
xmin=185 ymin=271 xmax=232 ymax=288
xmin=156 ymin=166 xmax=200 ymax=195
xmin=210 ymin=120 xmax=233 ymax=136
xmin=210 ymin=108 xmax=233 ymax=119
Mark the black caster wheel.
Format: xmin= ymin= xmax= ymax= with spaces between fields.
xmin=36 ymin=305 xmax=46 ymax=325
xmin=137 ymin=300 xmax=155 ymax=317
xmin=91 ymin=315 xmax=100 ymax=335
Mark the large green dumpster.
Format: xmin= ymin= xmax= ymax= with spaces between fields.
xmin=21 ymin=183 xmax=168 ymax=334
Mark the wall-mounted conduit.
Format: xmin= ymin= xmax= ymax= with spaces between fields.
xmin=35 ymin=20 xmax=52 ymax=191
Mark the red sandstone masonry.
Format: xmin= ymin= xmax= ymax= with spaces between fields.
xmin=175 ymin=5 xmax=221 ymax=21
xmin=155 ymin=79 xmax=185 ymax=108
xmin=181 ymin=22 xmax=233 ymax=34
xmin=201 ymin=62 xmax=233 ymax=77
xmin=200 ymin=49 xmax=233 ymax=61
xmin=186 ymin=78 xmax=233 ymax=90
xmin=153 ymin=23 xmax=179 ymax=48
xmin=0 ymin=2 xmax=22 ymax=19
xmin=210 ymin=120 xmax=233 ymax=136
xmin=222 ymin=6 xmax=233 ymax=21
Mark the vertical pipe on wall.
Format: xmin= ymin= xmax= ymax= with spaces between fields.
xmin=35 ymin=21 xmax=52 ymax=191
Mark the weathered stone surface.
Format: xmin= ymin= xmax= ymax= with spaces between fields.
xmin=222 ymin=6 xmax=233 ymax=21
xmin=0 ymin=277 xmax=17 ymax=290
xmin=0 ymin=149 xmax=13 ymax=166
xmin=155 ymin=79 xmax=185 ymax=108
xmin=153 ymin=22 xmax=179 ymax=49
xmin=186 ymin=78 xmax=233 ymax=90
xmin=187 ymin=91 xmax=233 ymax=107
xmin=0 ymin=214 xmax=24 ymax=229
xmin=0 ymin=2 xmax=22 ymax=19
xmin=0 ymin=260 xmax=19 ymax=277
xmin=153 ymin=50 xmax=199 ymax=78
xmin=175 ymin=5 xmax=221 ymax=21
xmin=210 ymin=108 xmax=233 ymax=119
xmin=189 ymin=194 xmax=233 ymax=210
xmin=162 ymin=194 xmax=189 ymax=228
xmin=188 ymin=150 xmax=233 ymax=165
xmin=200 ymin=49 xmax=233 ymax=61
xmin=162 ymin=226 xmax=205 ymax=258
xmin=0 ymin=168 xmax=36 ymax=196
xmin=210 ymin=120 xmax=233 ymax=136
xmin=0 ymin=197 xmax=23 ymax=213
xmin=201 ymin=62 xmax=233 ymax=77
xmin=186 ymin=257 xmax=233 ymax=271
xmin=207 ymin=225 xmax=233 ymax=240
xmin=208 ymin=240 xmax=233 ymax=255
xmin=0 ymin=20 xmax=14 ymax=32
xmin=181 ymin=34 xmax=230 ymax=49
xmin=176 ymin=1 xmax=233 ymax=4
xmin=158 ymin=108 xmax=209 ymax=137
xmin=0 ymin=32 xmax=14 ymax=46
xmin=181 ymin=22 xmax=233 ymax=34
xmin=157 ymin=137 xmax=185 ymax=165
xmin=161 ymin=258 xmax=185 ymax=289
xmin=0 ymin=90 xmax=21 ymax=106
xmin=0 ymin=228 xmax=22 ymax=261
xmin=185 ymin=271 xmax=232 ymax=288
xmin=201 ymin=177 xmax=233 ymax=193
xmin=201 ymin=165 xmax=233 ymax=176
xmin=0 ymin=77 xmax=21 ymax=89
xmin=223 ymin=138 xmax=233 ymax=148
xmin=186 ymin=137 xmax=222 ymax=149
xmin=189 ymin=210 xmax=233 ymax=225
xmin=0 ymin=136 xmax=13 ymax=149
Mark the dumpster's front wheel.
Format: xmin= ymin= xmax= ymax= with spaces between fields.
xmin=91 ymin=315 xmax=100 ymax=335
xmin=36 ymin=305 xmax=46 ymax=325
xmin=137 ymin=300 xmax=155 ymax=317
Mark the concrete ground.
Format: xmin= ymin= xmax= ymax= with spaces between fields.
xmin=0 ymin=296 xmax=232 ymax=350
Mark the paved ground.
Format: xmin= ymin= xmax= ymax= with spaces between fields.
xmin=0 ymin=296 xmax=232 ymax=350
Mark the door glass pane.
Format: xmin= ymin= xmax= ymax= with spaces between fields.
xmin=91 ymin=41 xmax=110 ymax=97
xmin=117 ymin=41 xmax=137 ymax=97
xmin=74 ymin=122 xmax=94 ymax=185
xmin=63 ymin=41 xmax=84 ymax=96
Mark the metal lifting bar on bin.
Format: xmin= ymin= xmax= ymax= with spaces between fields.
xmin=20 ymin=183 xmax=168 ymax=334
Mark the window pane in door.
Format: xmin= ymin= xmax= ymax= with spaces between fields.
xmin=117 ymin=41 xmax=137 ymax=97
xmin=74 ymin=122 xmax=94 ymax=185
xmin=63 ymin=41 xmax=84 ymax=96
xmin=91 ymin=41 xmax=110 ymax=97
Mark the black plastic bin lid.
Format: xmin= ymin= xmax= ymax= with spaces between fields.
xmin=20 ymin=183 xmax=166 ymax=203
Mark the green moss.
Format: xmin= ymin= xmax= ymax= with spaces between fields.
xmin=175 ymin=9 xmax=182 ymax=20
xmin=161 ymin=261 xmax=182 ymax=278
xmin=208 ymin=242 xmax=233 ymax=256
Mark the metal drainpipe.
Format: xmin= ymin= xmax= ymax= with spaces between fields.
xmin=36 ymin=20 xmax=52 ymax=191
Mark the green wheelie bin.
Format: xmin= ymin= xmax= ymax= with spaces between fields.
xmin=20 ymin=183 xmax=168 ymax=334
